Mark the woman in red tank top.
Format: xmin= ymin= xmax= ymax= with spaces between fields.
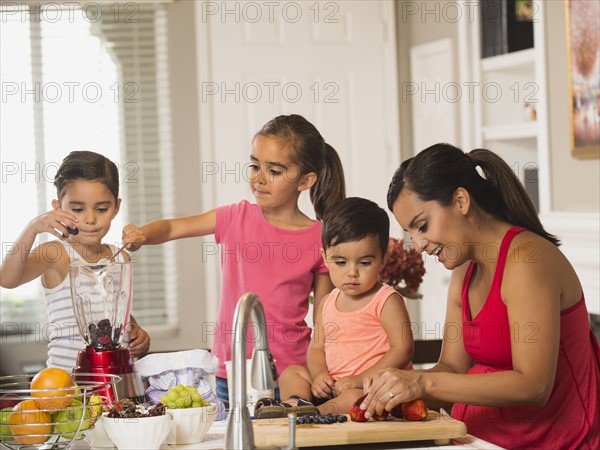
xmin=360 ymin=144 xmax=599 ymax=449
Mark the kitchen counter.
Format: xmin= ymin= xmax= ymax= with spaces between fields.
xmin=62 ymin=419 xmax=504 ymax=450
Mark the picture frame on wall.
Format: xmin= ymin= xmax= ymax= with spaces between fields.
xmin=565 ymin=0 xmax=600 ymax=159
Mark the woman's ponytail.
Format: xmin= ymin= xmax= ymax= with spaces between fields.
xmin=311 ymin=143 xmax=346 ymax=220
xmin=468 ymin=149 xmax=560 ymax=245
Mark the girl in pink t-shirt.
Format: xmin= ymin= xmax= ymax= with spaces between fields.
xmin=122 ymin=114 xmax=346 ymax=407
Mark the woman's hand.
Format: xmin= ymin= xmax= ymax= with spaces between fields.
xmin=29 ymin=210 xmax=78 ymax=240
xmin=333 ymin=375 xmax=361 ymax=396
xmin=361 ymin=368 xmax=424 ymax=419
xmin=121 ymin=224 xmax=146 ymax=252
xmin=311 ymin=371 xmax=335 ymax=399
xmin=127 ymin=320 xmax=150 ymax=358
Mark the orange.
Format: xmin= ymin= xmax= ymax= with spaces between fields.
xmin=30 ymin=367 xmax=75 ymax=410
xmin=8 ymin=400 xmax=51 ymax=445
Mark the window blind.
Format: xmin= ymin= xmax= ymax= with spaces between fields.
xmin=0 ymin=3 xmax=175 ymax=333
xmin=89 ymin=4 xmax=177 ymax=328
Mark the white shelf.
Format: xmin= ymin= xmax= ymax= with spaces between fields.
xmin=481 ymin=48 xmax=535 ymax=72
xmin=482 ymin=122 xmax=538 ymax=141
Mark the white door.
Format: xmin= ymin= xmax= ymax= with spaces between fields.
xmin=409 ymin=39 xmax=457 ymax=339
xmin=194 ymin=1 xmax=401 ymax=320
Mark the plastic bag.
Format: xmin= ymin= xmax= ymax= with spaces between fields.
xmin=135 ymin=349 xmax=226 ymax=420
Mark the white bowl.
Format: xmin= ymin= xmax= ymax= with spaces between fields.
xmin=165 ymin=403 xmax=217 ymax=445
xmin=84 ymin=415 xmax=114 ymax=448
xmin=101 ymin=414 xmax=172 ymax=450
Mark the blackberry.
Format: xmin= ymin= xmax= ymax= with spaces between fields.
xmin=66 ymin=226 xmax=79 ymax=235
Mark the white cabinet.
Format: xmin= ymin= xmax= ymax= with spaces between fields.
xmin=460 ymin=0 xmax=550 ymax=214
xmin=457 ymin=1 xmax=599 ymax=316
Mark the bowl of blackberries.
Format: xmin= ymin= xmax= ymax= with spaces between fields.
xmin=101 ymin=400 xmax=171 ymax=450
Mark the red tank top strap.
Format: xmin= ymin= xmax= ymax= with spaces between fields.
xmin=461 ymin=261 xmax=477 ymax=321
xmin=490 ymin=226 xmax=527 ymax=292
xmin=461 ymin=227 xmax=527 ymax=322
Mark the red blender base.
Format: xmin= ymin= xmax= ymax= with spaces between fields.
xmin=73 ymin=345 xmax=147 ymax=404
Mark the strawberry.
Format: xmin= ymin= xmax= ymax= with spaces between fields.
xmin=401 ymin=399 xmax=428 ymax=421
xmin=349 ymin=394 xmax=369 ymax=422
xmin=349 ymin=394 xmax=389 ymax=421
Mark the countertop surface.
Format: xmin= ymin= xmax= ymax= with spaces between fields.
xmin=0 ymin=416 xmax=503 ymax=450
xmin=63 ymin=418 xmax=504 ymax=450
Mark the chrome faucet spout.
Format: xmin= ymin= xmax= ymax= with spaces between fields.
xmin=225 ymin=292 xmax=278 ymax=450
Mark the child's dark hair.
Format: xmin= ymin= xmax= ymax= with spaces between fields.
xmin=256 ymin=114 xmax=346 ymax=220
xmin=322 ymin=197 xmax=389 ymax=257
xmin=54 ymin=151 xmax=119 ymax=201
xmin=387 ymin=143 xmax=560 ymax=246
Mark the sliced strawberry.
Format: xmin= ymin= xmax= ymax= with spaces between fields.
xmin=401 ymin=399 xmax=428 ymax=421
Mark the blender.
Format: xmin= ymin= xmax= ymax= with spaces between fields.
xmin=70 ymin=260 xmax=147 ymax=403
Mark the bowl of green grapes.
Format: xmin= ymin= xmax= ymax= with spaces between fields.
xmin=161 ymin=384 xmax=217 ymax=445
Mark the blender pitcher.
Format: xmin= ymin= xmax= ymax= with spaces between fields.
xmin=70 ymin=261 xmax=146 ymax=403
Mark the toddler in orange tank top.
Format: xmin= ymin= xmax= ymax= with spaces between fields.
xmin=255 ymin=197 xmax=414 ymax=418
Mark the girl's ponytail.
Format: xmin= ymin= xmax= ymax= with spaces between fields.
xmin=311 ymin=143 xmax=346 ymax=220
xmin=468 ymin=149 xmax=560 ymax=245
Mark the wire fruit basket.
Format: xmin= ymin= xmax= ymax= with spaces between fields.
xmin=0 ymin=373 xmax=120 ymax=450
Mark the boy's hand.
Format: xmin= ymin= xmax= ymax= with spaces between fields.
xmin=127 ymin=321 xmax=150 ymax=358
xmin=333 ymin=375 xmax=361 ymax=396
xmin=311 ymin=371 xmax=335 ymax=399
xmin=29 ymin=210 xmax=78 ymax=240
xmin=121 ymin=224 xmax=145 ymax=252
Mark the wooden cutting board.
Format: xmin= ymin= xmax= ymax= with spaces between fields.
xmin=253 ymin=411 xmax=467 ymax=447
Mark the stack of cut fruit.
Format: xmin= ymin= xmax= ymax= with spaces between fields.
xmin=0 ymin=368 xmax=106 ymax=448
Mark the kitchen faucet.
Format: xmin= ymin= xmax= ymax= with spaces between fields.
xmin=225 ymin=292 xmax=278 ymax=450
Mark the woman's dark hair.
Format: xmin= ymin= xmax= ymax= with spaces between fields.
xmin=322 ymin=197 xmax=389 ymax=257
xmin=54 ymin=151 xmax=120 ymax=201
xmin=256 ymin=114 xmax=346 ymax=220
xmin=387 ymin=143 xmax=560 ymax=246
